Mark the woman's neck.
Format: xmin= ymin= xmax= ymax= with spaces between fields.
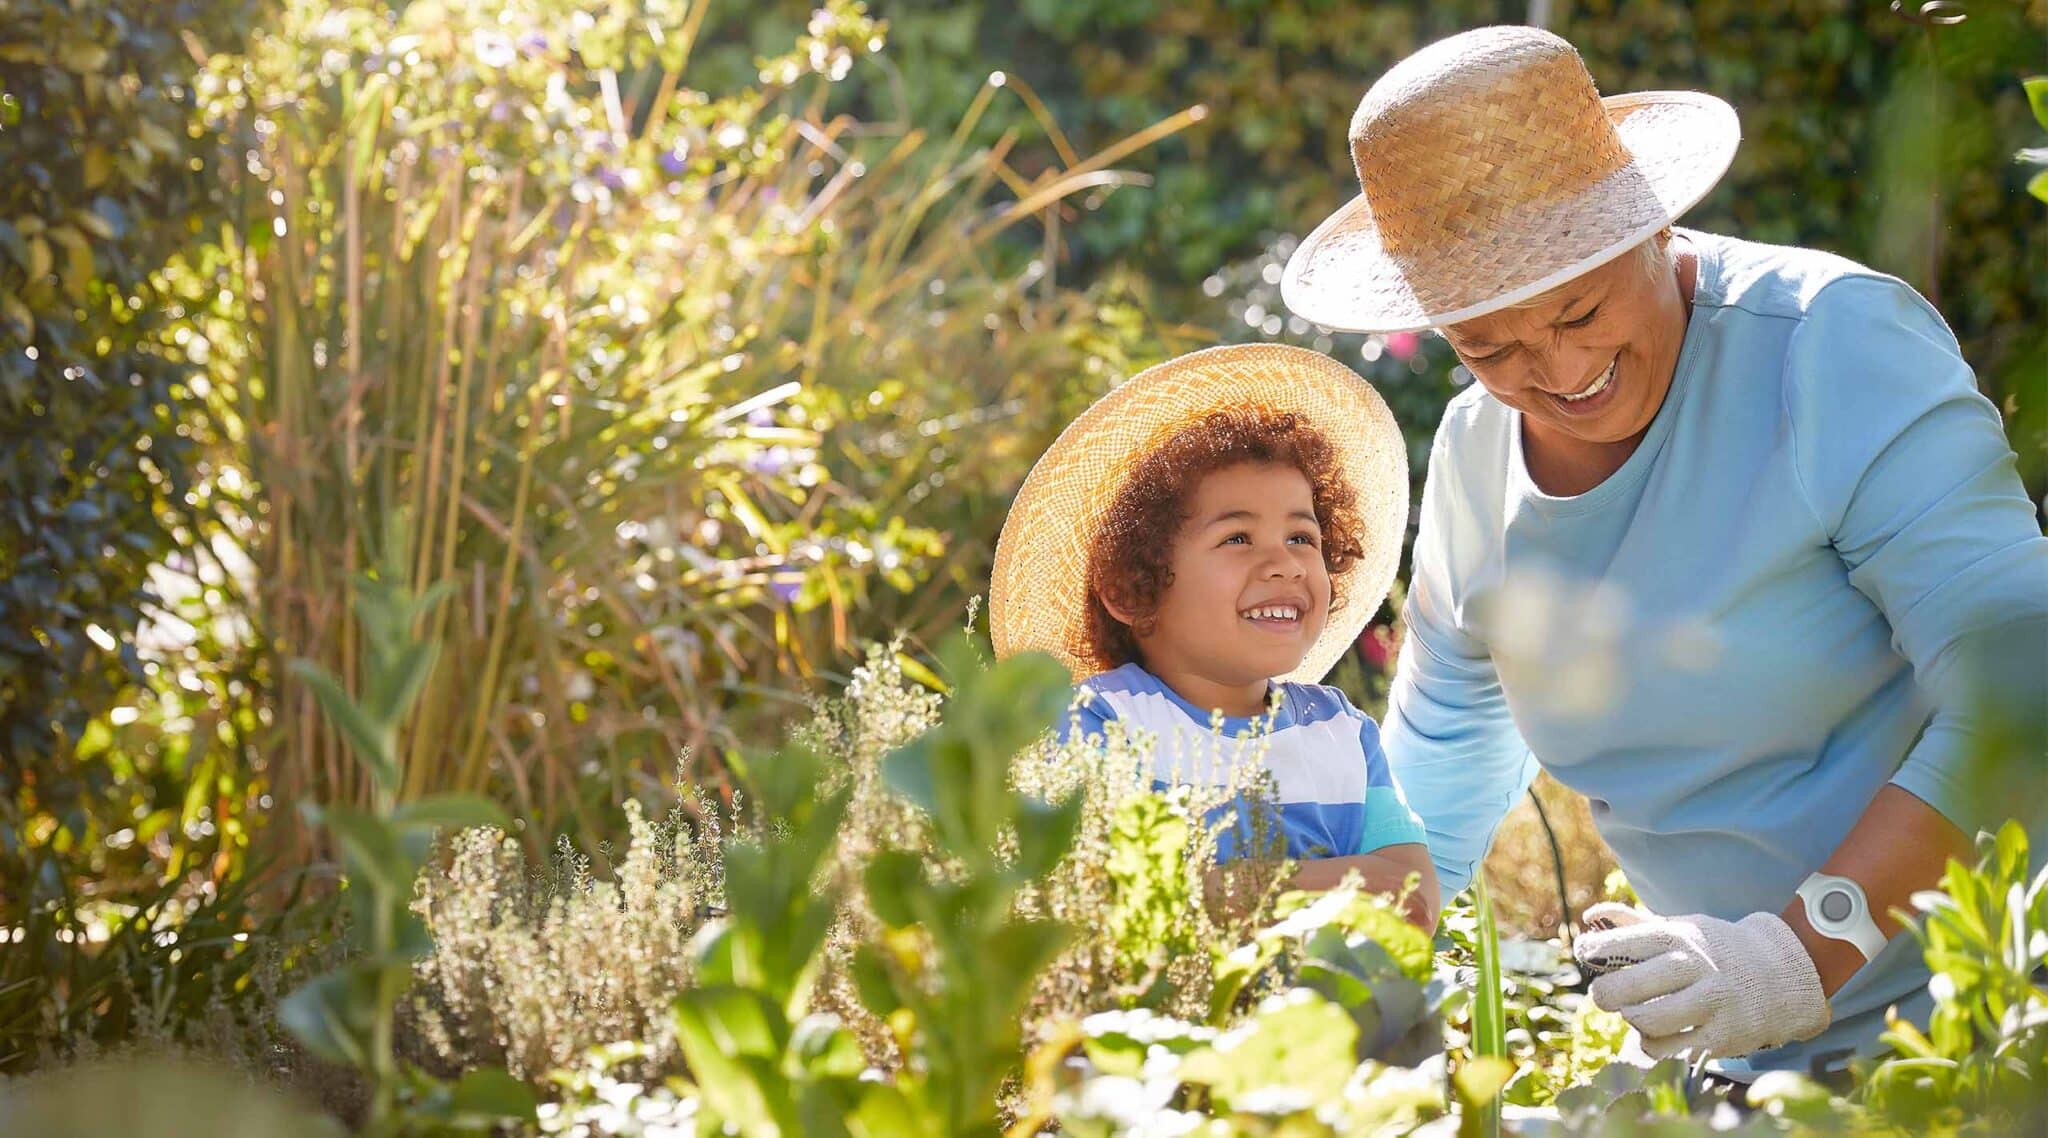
xmin=1524 ymin=241 xmax=1699 ymax=497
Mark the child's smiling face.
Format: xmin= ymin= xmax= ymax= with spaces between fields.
xmin=1107 ymin=461 xmax=1332 ymax=711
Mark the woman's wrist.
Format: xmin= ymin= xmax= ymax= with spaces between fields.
xmin=1776 ymin=897 xmax=1868 ymax=998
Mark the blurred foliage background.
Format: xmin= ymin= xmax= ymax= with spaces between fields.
xmin=2 ymin=0 xmax=2042 ymax=1079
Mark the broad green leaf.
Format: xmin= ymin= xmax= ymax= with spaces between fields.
xmin=288 ymin=660 xmax=399 ymax=789
xmin=864 ymin=850 xmax=926 ymax=928
xmin=448 ymin=1067 xmax=538 ymax=1123
xmin=673 ymin=985 xmax=790 ymax=1059
xmin=1452 ymin=1055 xmax=1517 ymax=1107
xmin=673 ymin=990 xmax=793 ymax=1136
xmin=312 ymin=803 xmax=414 ymax=896
xmin=2024 ymin=77 xmax=2048 ymax=131
xmin=1011 ymin=795 xmax=1082 ymax=881
xmin=846 ymin=1081 xmax=927 ymax=1138
xmin=849 ymin=943 xmax=903 ymax=1020
xmin=1176 ymin=990 xmax=1359 ymax=1105
xmin=791 ymin=1013 xmax=867 ymax=1080
xmin=278 ymin=968 xmax=381 ymax=1067
xmin=879 ymin=738 xmax=938 ymax=816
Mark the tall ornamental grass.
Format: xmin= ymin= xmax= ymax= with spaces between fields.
xmin=169 ymin=0 xmax=1198 ymax=844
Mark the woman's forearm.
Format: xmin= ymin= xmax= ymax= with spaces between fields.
xmin=1777 ymin=783 xmax=1973 ymax=996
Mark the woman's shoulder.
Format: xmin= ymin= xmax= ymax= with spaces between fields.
xmin=1687 ymin=229 xmax=1924 ymax=328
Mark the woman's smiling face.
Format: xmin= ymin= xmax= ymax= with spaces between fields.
xmin=1440 ymin=239 xmax=1691 ymax=449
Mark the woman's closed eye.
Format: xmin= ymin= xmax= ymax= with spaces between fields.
xmin=1563 ymin=304 xmax=1601 ymax=328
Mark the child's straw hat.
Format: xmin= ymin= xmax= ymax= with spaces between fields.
xmin=1281 ymin=25 xmax=1739 ymax=333
xmin=990 ymin=344 xmax=1407 ymax=684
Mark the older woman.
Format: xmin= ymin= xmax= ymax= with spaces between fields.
xmin=1280 ymin=26 xmax=2048 ymax=1082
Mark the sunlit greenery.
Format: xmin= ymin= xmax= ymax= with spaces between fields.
xmin=3 ymin=0 xmax=2043 ymax=1134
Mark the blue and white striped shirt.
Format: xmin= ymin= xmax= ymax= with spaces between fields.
xmin=1060 ymin=662 xmax=1428 ymax=862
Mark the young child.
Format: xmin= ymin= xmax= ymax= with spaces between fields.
xmin=990 ymin=344 xmax=1438 ymax=928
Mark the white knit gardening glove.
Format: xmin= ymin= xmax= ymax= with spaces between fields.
xmin=1572 ymin=901 xmax=1831 ymax=1061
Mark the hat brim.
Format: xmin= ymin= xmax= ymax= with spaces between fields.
xmin=1281 ymin=92 xmax=1740 ymax=334
xmin=990 ymin=344 xmax=1408 ymax=686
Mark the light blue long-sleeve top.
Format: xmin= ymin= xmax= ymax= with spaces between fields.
xmin=1382 ymin=228 xmax=2048 ymax=1077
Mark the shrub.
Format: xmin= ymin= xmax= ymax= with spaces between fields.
xmin=404 ymin=796 xmax=722 ymax=1080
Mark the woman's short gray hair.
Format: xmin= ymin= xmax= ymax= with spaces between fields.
xmin=1499 ymin=228 xmax=1673 ymax=312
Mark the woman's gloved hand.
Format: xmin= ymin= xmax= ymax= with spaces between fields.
xmin=1571 ymin=901 xmax=1831 ymax=1060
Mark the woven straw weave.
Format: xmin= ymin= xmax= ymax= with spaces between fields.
xmin=990 ymin=344 xmax=1408 ymax=685
xmin=1282 ymin=25 xmax=1739 ymax=333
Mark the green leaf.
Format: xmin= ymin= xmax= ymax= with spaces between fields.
xmin=1177 ymin=990 xmax=1360 ymax=1105
xmin=847 ymin=1081 xmax=927 ymax=1138
xmin=2024 ymin=77 xmax=2048 ymax=131
xmin=863 ymin=850 xmax=926 ymax=928
xmin=278 ymin=967 xmax=381 ymax=1067
xmin=673 ymin=985 xmax=790 ymax=1059
xmin=879 ymin=738 xmax=938 ymax=816
xmin=849 ymin=943 xmax=903 ymax=1020
xmin=288 ymin=660 xmax=399 ymax=790
xmin=391 ymin=793 xmax=510 ymax=832
xmin=1011 ymin=795 xmax=1083 ymax=881
xmin=1453 ymin=1056 xmax=1518 ymax=1110
xmin=893 ymin=651 xmax=949 ymax=694
xmin=309 ymin=802 xmax=415 ymax=897
xmin=673 ymin=988 xmax=794 ymax=1135
xmin=790 ymin=1013 xmax=868 ymax=1080
xmin=2029 ymin=168 xmax=2048 ymax=206
xmin=372 ymin=910 xmax=434 ymax=966
xmin=448 ymin=1067 xmax=538 ymax=1122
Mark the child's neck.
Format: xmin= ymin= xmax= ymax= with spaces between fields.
xmin=1141 ymin=659 xmax=1273 ymax=719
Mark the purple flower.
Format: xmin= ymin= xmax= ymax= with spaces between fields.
xmin=659 ymin=147 xmax=689 ymax=176
xmin=746 ymin=446 xmax=791 ymax=476
xmin=597 ymin=166 xmax=627 ymax=192
xmin=770 ymin=575 xmax=802 ymax=603
xmin=517 ymin=31 xmax=549 ymax=56
xmin=746 ymin=406 xmax=775 ymax=427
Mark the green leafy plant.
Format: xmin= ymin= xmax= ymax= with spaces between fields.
xmin=2020 ymin=77 xmax=2048 ymax=204
xmin=276 ymin=535 xmax=531 ymax=1134
xmin=655 ymin=646 xmax=1084 ymax=1137
xmin=1860 ymin=819 xmax=2048 ymax=1130
xmin=1025 ymin=881 xmax=1453 ymax=1136
xmin=850 ymin=646 xmax=1084 ymax=1135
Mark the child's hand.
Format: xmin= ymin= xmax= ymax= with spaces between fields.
xmin=1286 ymin=846 xmax=1440 ymax=930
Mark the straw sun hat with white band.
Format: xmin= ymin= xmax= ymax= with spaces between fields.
xmin=1281 ymin=24 xmax=1740 ymax=334
xmin=990 ymin=344 xmax=1408 ymax=686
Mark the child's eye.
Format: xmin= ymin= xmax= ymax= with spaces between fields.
xmin=1220 ymin=533 xmax=1250 ymax=546
xmin=1288 ymin=532 xmax=1319 ymax=546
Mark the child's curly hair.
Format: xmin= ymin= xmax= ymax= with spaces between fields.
xmin=1083 ymin=407 xmax=1368 ymax=671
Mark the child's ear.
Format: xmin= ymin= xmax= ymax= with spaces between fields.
xmin=1096 ymin=584 xmax=1137 ymax=628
